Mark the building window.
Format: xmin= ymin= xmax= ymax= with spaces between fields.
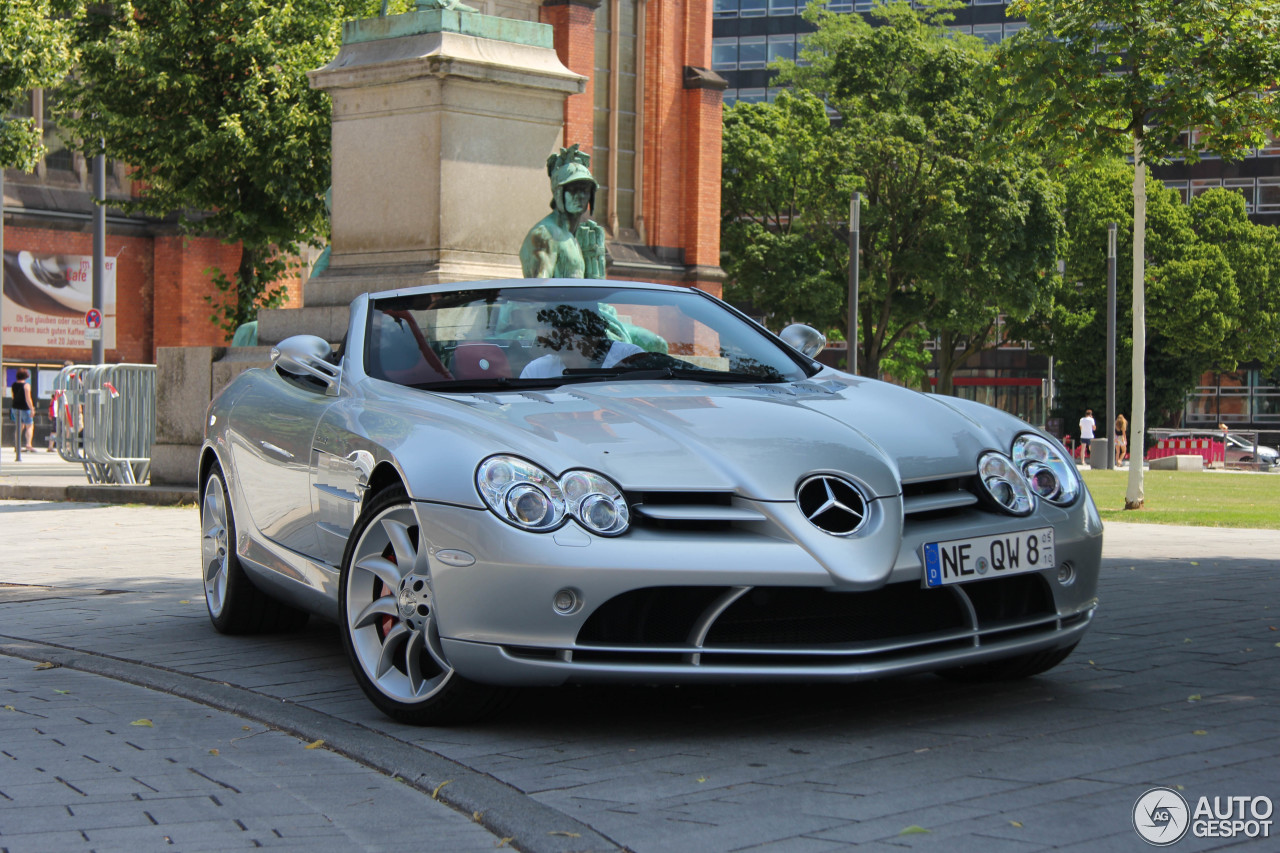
xmin=973 ymin=0 xmax=1004 ymax=5
xmin=738 ymin=36 xmax=768 ymax=69
xmin=1257 ymin=177 xmax=1280 ymax=212
xmin=768 ymin=0 xmax=795 ymax=15
xmin=1164 ymin=180 xmax=1189 ymax=204
xmin=1190 ymin=178 xmax=1221 ymax=199
xmin=1258 ymin=131 xmax=1280 ymax=157
xmin=737 ymin=88 xmax=767 ymax=104
xmin=1004 ymin=21 xmax=1027 ymax=38
xmin=740 ymin=0 xmax=767 ymax=17
xmin=712 ymin=38 xmax=738 ymax=70
xmin=825 ymin=0 xmax=851 ymax=11
xmin=768 ymin=34 xmax=796 ymax=64
xmin=723 ymin=89 xmax=739 ymax=106
xmin=949 ymin=24 xmax=972 ymax=36
xmin=40 ymin=89 xmax=75 ymax=174
xmin=972 ymin=23 xmax=1003 ymax=45
xmin=594 ymin=0 xmax=641 ymax=235
xmin=1223 ymin=178 xmax=1256 ymax=212
xmin=1190 ymin=129 xmax=1221 ymax=159
xmin=714 ymin=0 xmax=738 ymax=17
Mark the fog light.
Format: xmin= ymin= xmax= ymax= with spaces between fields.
xmin=552 ymin=588 xmax=580 ymax=615
xmin=1056 ymin=562 xmax=1076 ymax=586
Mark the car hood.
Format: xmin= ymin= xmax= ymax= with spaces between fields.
xmin=395 ymin=374 xmax=1017 ymax=502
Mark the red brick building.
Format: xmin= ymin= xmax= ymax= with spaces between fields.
xmin=2 ymin=0 xmax=722 ymax=396
xmin=540 ymin=0 xmax=725 ymax=296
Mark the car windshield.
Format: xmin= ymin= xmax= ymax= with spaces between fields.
xmin=364 ymin=284 xmax=815 ymax=390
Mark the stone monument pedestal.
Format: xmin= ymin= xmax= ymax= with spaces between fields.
xmin=257 ymin=8 xmax=585 ymax=343
xmin=153 ymin=9 xmax=583 ymax=485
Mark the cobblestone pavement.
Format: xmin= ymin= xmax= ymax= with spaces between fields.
xmin=1 ymin=499 xmax=1278 ymax=852
xmin=0 ymin=655 xmax=500 ymax=852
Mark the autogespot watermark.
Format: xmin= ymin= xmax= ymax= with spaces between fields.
xmin=1133 ymin=787 xmax=1274 ymax=846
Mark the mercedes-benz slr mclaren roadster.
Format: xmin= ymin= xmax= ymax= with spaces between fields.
xmin=200 ymin=278 xmax=1102 ymax=724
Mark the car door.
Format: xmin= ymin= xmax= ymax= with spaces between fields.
xmin=227 ymin=369 xmax=335 ymax=559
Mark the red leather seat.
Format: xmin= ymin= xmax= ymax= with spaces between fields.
xmin=452 ymin=343 xmax=512 ymax=380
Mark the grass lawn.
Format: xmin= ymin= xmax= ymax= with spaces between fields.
xmin=1081 ymin=468 xmax=1280 ymax=529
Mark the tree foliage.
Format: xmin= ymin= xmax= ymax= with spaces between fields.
xmin=1016 ymin=160 xmax=1280 ymax=440
xmin=722 ymin=1 xmax=1063 ymax=382
xmin=0 ymin=0 xmax=73 ymax=169
xmin=59 ymin=0 xmax=382 ymax=338
xmin=997 ymin=0 xmax=1280 ymax=506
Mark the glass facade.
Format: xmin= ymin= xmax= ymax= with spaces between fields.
xmin=1186 ymin=371 xmax=1280 ymax=425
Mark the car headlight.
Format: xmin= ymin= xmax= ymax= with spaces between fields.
xmin=476 ymin=456 xmax=630 ymax=536
xmin=976 ymin=451 xmax=1035 ymax=516
xmin=476 ymin=456 xmax=566 ymax=532
xmin=561 ymin=470 xmax=630 ymax=536
xmin=1012 ymin=433 xmax=1080 ymax=506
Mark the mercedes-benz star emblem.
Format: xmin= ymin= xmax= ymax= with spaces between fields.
xmin=797 ymin=475 xmax=868 ymax=536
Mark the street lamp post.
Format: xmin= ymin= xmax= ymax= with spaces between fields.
xmin=848 ymin=192 xmax=860 ymax=375
xmin=1107 ymin=222 xmax=1117 ymax=470
xmin=92 ymin=150 xmax=105 ymax=366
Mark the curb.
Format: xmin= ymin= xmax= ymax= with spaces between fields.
xmin=0 ymin=637 xmax=625 ymax=853
xmin=0 ymin=483 xmax=197 ymax=506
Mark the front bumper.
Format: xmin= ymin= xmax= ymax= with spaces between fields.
xmin=416 ymin=496 xmax=1103 ymax=687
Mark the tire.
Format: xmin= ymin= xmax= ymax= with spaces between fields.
xmin=937 ymin=642 xmax=1078 ymax=683
xmin=338 ymin=486 xmax=509 ymax=725
xmin=201 ymin=466 xmax=310 ymax=634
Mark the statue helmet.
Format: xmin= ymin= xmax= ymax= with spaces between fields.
xmin=547 ymin=144 xmax=597 ymax=211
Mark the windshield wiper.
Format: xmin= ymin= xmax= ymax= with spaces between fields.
xmin=560 ymin=366 xmax=783 ymax=384
xmin=410 ymin=367 xmax=786 ymax=392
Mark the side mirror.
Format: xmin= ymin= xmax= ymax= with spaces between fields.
xmin=271 ymin=334 xmax=342 ymax=396
xmin=780 ymin=324 xmax=827 ymax=359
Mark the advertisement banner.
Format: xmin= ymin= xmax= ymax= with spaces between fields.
xmin=2 ymin=250 xmax=118 ymax=349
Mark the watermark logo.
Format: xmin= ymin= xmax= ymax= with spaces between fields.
xmin=1133 ymin=787 xmax=1190 ymax=846
xmin=1133 ymin=790 xmax=1274 ymax=845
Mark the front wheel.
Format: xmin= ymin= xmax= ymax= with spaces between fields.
xmin=937 ymin=642 xmax=1078 ymax=683
xmin=201 ymin=466 xmax=309 ymax=634
xmin=339 ymin=486 xmax=508 ymax=725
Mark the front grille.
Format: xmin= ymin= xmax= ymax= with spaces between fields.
xmin=704 ymin=585 xmax=966 ymax=646
xmin=561 ymin=573 xmax=1071 ymax=672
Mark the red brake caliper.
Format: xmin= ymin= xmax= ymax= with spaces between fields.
xmin=379 ymin=545 xmax=397 ymax=637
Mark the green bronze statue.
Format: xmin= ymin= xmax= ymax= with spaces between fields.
xmin=520 ymin=144 xmax=606 ymax=279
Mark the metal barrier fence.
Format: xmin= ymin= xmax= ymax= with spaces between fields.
xmin=52 ymin=364 xmax=156 ymax=484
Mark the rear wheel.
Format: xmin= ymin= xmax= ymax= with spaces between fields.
xmin=937 ymin=642 xmax=1078 ymax=683
xmin=201 ymin=466 xmax=309 ymax=634
xmin=339 ymin=486 xmax=508 ymax=725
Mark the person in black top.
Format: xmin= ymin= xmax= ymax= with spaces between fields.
xmin=9 ymin=367 xmax=35 ymax=459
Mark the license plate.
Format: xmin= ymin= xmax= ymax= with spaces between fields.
xmin=923 ymin=528 xmax=1055 ymax=588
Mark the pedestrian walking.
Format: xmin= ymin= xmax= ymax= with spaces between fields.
xmin=9 ymin=367 xmax=35 ymax=460
xmin=1115 ymin=413 xmax=1128 ymax=467
xmin=1078 ymin=408 xmax=1096 ymax=462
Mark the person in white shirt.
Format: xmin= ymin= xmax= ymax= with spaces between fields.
xmin=520 ymin=305 xmax=644 ymax=379
xmin=1078 ymin=408 xmax=1096 ymax=461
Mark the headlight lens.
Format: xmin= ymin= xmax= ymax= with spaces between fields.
xmin=477 ymin=456 xmax=629 ymax=535
xmin=477 ymin=456 xmax=565 ymax=532
xmin=1012 ymin=433 xmax=1080 ymax=506
xmin=976 ymin=451 xmax=1035 ymax=516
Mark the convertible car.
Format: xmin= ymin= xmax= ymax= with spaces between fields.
xmin=200 ymin=278 xmax=1103 ymax=724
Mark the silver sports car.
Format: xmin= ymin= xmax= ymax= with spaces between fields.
xmin=200 ymin=278 xmax=1102 ymax=724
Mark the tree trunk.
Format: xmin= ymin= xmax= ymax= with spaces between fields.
xmin=1125 ymin=135 xmax=1146 ymax=509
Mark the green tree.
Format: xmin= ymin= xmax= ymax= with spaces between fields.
xmin=1015 ymin=161 xmax=1264 ymax=451
xmin=721 ymin=1 xmax=1062 ymax=382
xmin=997 ymin=0 xmax=1280 ymax=508
xmin=0 ymin=0 xmax=73 ymax=169
xmin=60 ymin=0 xmax=380 ymax=338
xmin=721 ymin=91 xmax=849 ymax=339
